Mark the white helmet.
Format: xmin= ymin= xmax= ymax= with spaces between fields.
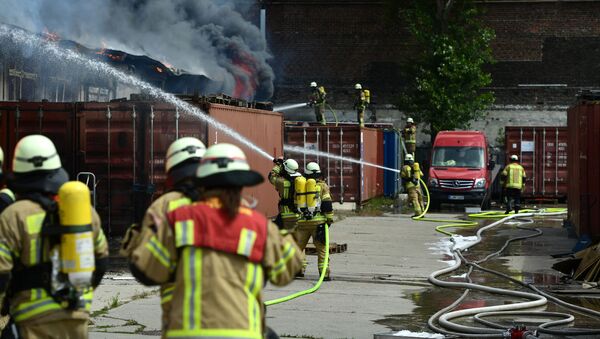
xmin=407 ymin=117 xmax=414 ymax=124
xmin=0 ymin=146 xmax=3 ymax=174
xmin=511 ymin=154 xmax=519 ymax=161
xmin=283 ymin=159 xmax=300 ymax=177
xmin=197 ymin=143 xmax=263 ymax=187
xmin=405 ymin=154 xmax=414 ymax=161
xmin=310 ymin=81 xmax=317 ymax=88
xmin=13 ymin=135 xmax=62 ymax=173
xmin=305 ymin=162 xmax=321 ymax=175
xmin=354 ymin=83 xmax=362 ymax=90
xmin=165 ymin=137 xmax=206 ymax=173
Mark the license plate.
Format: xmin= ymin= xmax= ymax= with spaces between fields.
xmin=448 ymin=195 xmax=465 ymax=201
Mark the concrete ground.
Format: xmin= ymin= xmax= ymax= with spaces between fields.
xmin=89 ymin=212 xmax=580 ymax=339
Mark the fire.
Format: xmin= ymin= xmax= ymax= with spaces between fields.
xmin=231 ymin=47 xmax=258 ymax=100
xmin=95 ymin=41 xmax=124 ymax=61
xmin=42 ymin=27 xmax=60 ymax=42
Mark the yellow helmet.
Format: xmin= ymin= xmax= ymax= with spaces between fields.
xmin=197 ymin=143 xmax=263 ymax=187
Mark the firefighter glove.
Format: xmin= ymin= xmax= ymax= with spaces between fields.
xmin=315 ymin=224 xmax=326 ymax=243
xmin=411 ymin=178 xmax=418 ymax=185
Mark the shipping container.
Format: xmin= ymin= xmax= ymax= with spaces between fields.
xmin=383 ymin=130 xmax=400 ymax=197
xmin=567 ymin=96 xmax=600 ymax=241
xmin=205 ymin=103 xmax=282 ymax=218
xmin=0 ymin=99 xmax=283 ymax=235
xmin=284 ymin=125 xmax=384 ymax=205
xmin=505 ymin=126 xmax=568 ymax=200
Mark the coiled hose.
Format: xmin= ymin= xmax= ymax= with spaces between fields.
xmin=411 ymin=179 xmax=600 ymax=337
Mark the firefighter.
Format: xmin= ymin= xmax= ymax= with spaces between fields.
xmin=308 ymin=82 xmax=327 ymax=125
xmin=121 ymin=137 xmax=206 ymax=334
xmin=294 ymin=162 xmax=334 ymax=280
xmin=0 ymin=146 xmax=15 ymax=213
xmin=130 ymin=143 xmax=302 ymax=338
xmin=269 ymin=158 xmax=302 ymax=231
xmin=401 ymin=154 xmax=424 ymax=217
xmin=501 ymin=154 xmax=526 ymax=214
xmin=402 ymin=117 xmax=417 ymax=157
xmin=353 ymin=83 xmax=368 ymax=127
xmin=0 ymin=135 xmax=108 ymax=339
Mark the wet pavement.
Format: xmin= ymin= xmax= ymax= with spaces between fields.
xmin=91 ymin=211 xmax=600 ymax=339
xmin=374 ymin=216 xmax=600 ymax=338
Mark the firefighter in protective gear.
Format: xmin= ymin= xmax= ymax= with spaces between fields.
xmin=401 ymin=154 xmax=424 ymax=217
xmin=121 ymin=137 xmax=206 ymax=334
xmin=354 ymin=83 xmax=368 ymax=127
xmin=308 ymin=82 xmax=327 ymax=125
xmin=294 ymin=162 xmax=334 ymax=280
xmin=269 ymin=158 xmax=302 ymax=231
xmin=131 ymin=143 xmax=302 ymax=339
xmin=402 ymin=117 xmax=417 ymax=156
xmin=501 ymin=154 xmax=526 ymax=214
xmin=0 ymin=146 xmax=15 ymax=213
xmin=0 ymin=135 xmax=108 ymax=339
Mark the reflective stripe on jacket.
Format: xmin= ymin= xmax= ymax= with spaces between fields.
xmin=401 ymin=164 xmax=421 ymax=189
xmin=403 ymin=125 xmax=417 ymax=144
xmin=133 ymin=196 xmax=302 ymax=338
xmin=0 ymin=200 xmax=108 ymax=324
xmin=502 ymin=163 xmax=526 ymax=189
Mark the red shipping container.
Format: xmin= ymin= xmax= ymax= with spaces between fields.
xmin=0 ymin=99 xmax=283 ymax=235
xmin=505 ymin=127 xmax=568 ymax=200
xmin=284 ymin=124 xmax=384 ymax=205
xmin=567 ymin=99 xmax=600 ymax=240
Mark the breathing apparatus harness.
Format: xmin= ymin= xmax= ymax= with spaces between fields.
xmin=4 ymin=183 xmax=98 ymax=314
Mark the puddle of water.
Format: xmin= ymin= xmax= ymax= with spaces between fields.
xmin=374 ymin=217 xmax=600 ymax=334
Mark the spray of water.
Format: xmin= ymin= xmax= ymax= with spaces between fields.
xmin=273 ymin=102 xmax=308 ymax=112
xmin=283 ymin=144 xmax=401 ymax=173
xmin=0 ymin=24 xmax=274 ymax=160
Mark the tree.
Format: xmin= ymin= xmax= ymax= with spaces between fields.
xmin=393 ymin=0 xmax=495 ymax=143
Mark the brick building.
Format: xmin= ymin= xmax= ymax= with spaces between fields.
xmin=263 ymin=0 xmax=600 ymax=133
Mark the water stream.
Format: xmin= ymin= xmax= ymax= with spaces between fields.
xmin=1 ymin=24 xmax=402 ymax=174
xmin=0 ymin=24 xmax=274 ymax=160
xmin=273 ymin=102 xmax=307 ymax=111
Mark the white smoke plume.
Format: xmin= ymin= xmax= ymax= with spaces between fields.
xmin=0 ymin=0 xmax=274 ymax=100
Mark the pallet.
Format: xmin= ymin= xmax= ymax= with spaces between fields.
xmin=305 ymin=242 xmax=347 ymax=255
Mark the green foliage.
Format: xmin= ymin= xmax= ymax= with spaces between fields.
xmin=393 ymin=0 xmax=495 ymax=141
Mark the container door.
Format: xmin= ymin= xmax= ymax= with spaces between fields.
xmin=539 ymin=127 xmax=568 ymax=199
xmin=505 ymin=127 xmax=536 ymax=197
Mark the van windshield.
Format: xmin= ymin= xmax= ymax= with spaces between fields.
xmin=432 ymin=147 xmax=485 ymax=168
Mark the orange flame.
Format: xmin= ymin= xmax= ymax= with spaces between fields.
xmin=43 ymin=27 xmax=60 ymax=42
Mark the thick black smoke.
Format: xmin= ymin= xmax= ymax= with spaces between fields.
xmin=0 ymin=0 xmax=274 ymax=100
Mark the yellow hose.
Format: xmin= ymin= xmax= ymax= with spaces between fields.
xmin=265 ymin=224 xmax=330 ymax=306
xmin=411 ymin=179 xmax=566 ymax=235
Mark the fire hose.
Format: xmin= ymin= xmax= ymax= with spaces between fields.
xmin=265 ymin=223 xmax=330 ymax=306
xmin=411 ymin=179 xmax=600 ymax=337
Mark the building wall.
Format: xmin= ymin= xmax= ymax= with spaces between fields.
xmin=265 ymin=0 xmax=600 ymax=107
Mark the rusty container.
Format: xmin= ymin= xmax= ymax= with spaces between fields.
xmin=504 ymin=127 xmax=568 ymax=200
xmin=0 ymin=102 xmax=76 ymax=175
xmin=205 ymin=103 xmax=282 ymax=218
xmin=284 ymin=124 xmax=384 ymax=205
xmin=567 ymin=98 xmax=600 ymax=240
xmin=76 ymin=101 xmax=209 ymax=235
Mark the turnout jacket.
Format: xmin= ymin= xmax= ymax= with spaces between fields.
xmin=0 ymin=200 xmax=108 ymax=325
xmin=130 ymin=197 xmax=302 ymax=339
xmin=123 ymin=191 xmax=191 ymax=334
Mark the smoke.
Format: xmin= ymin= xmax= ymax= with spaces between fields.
xmin=0 ymin=0 xmax=274 ymax=100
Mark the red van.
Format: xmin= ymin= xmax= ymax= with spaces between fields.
xmin=427 ymin=131 xmax=494 ymax=209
